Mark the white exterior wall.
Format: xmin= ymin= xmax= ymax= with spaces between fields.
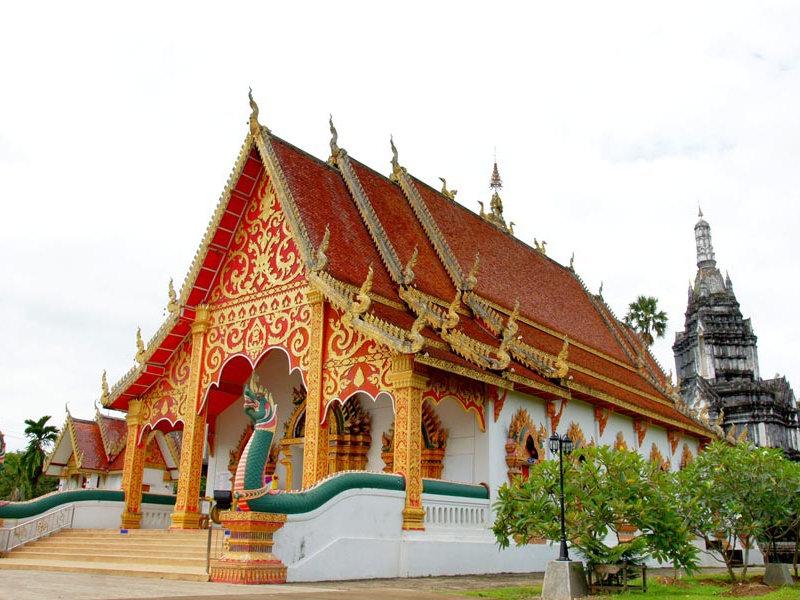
xmin=364 ymin=392 xmax=394 ymax=473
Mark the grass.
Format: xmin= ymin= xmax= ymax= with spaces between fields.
xmin=461 ymin=574 xmax=799 ymax=600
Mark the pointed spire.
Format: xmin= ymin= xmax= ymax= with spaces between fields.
xmin=725 ymin=271 xmax=733 ymax=290
xmin=490 ymin=160 xmax=503 ymax=190
xmin=694 ymin=209 xmax=716 ymax=267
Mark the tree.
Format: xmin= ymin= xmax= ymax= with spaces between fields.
xmin=624 ymin=296 xmax=667 ymax=346
xmin=22 ymin=416 xmax=59 ymax=487
xmin=0 ymin=452 xmax=32 ymax=501
xmin=677 ymin=441 xmax=799 ymax=582
xmin=493 ymin=446 xmax=698 ymax=571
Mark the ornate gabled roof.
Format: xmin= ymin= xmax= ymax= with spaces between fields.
xmin=44 ymin=412 xmax=125 ymax=475
xmin=106 ymin=101 xmax=712 ymax=438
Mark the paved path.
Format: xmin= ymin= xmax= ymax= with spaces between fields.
xmin=0 ymin=570 xmax=542 ymax=600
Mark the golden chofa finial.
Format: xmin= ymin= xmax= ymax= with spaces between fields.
xmin=248 ymin=87 xmax=266 ymax=135
xmin=328 ymin=114 xmax=340 ymax=161
xmin=439 ymin=177 xmax=457 ymax=200
xmin=135 ymin=327 xmax=146 ymax=365
xmin=101 ymin=370 xmax=110 ymax=405
xmin=167 ymin=278 xmax=179 ymax=315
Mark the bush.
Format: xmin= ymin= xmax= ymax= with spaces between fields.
xmin=493 ymin=445 xmax=698 ymax=571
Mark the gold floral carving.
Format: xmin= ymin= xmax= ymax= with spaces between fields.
xmin=594 ymin=407 xmax=611 ymax=437
xmin=210 ymin=176 xmax=304 ymax=304
xmin=322 ymin=307 xmax=393 ymax=407
xmin=633 ymin=419 xmax=648 ymax=448
xmin=382 ymin=400 xmax=448 ymax=479
xmin=649 ymin=443 xmax=670 ymax=471
xmin=680 ymin=443 xmax=694 ymax=469
xmin=326 ymin=396 xmax=372 ymax=474
xmin=138 ymin=339 xmax=192 ymax=439
xmin=505 ymin=408 xmax=547 ymax=482
xmin=302 ymin=290 xmax=327 ymax=488
xmin=390 ymin=354 xmax=427 ymax=530
xmin=120 ymin=400 xmax=144 ymax=529
xmin=566 ymin=422 xmax=587 ymax=449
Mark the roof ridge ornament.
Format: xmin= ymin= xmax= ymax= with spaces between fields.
xmin=135 ymin=327 xmax=146 ymax=365
xmin=101 ymin=370 xmax=110 ymax=405
xmin=438 ymin=177 xmax=457 ymax=200
xmin=310 ymin=225 xmax=330 ymax=272
xmin=465 ymin=253 xmax=480 ymax=290
xmin=480 ymin=159 xmax=512 ymax=234
xmin=167 ymin=278 xmax=179 ymax=315
xmin=248 ymin=88 xmax=267 ymax=135
xmin=328 ymin=114 xmax=341 ymax=164
xmin=402 ymin=246 xmax=418 ymax=286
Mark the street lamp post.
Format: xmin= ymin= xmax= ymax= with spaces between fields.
xmin=548 ymin=433 xmax=574 ymax=562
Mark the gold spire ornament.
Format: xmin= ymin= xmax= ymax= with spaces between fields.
xmin=167 ymin=278 xmax=179 ymax=315
xmin=480 ymin=159 xmax=512 ymax=233
xmin=135 ymin=327 xmax=147 ymax=365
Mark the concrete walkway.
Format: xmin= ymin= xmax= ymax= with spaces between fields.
xmin=0 ymin=570 xmax=542 ymax=600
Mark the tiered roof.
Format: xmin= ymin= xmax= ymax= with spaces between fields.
xmin=105 ymin=101 xmax=713 ymax=439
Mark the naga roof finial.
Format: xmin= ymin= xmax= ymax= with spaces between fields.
xmin=439 ymin=177 xmax=457 ymax=200
xmin=101 ymin=370 xmax=110 ymax=405
xmin=403 ymin=246 xmax=418 ymax=286
xmin=390 ymin=135 xmax=399 ymax=171
xmin=135 ymin=327 xmax=146 ymax=365
xmin=328 ymin=114 xmax=340 ymax=161
xmin=248 ymin=87 xmax=265 ymax=135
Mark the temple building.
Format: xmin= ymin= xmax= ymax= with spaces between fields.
xmin=0 ymin=97 xmax=715 ymax=582
xmin=43 ymin=408 xmax=179 ymax=493
xmin=673 ymin=212 xmax=800 ymax=459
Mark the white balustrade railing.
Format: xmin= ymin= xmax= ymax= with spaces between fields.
xmin=422 ymin=496 xmax=490 ymax=530
xmin=140 ymin=506 xmax=172 ymax=529
xmin=0 ymin=504 xmax=75 ymax=553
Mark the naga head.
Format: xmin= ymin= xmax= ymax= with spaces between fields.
xmin=243 ymin=374 xmax=278 ymax=430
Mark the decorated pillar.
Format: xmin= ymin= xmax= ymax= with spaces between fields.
xmin=171 ymin=306 xmax=211 ymax=529
xmin=120 ymin=399 xmax=145 ymax=529
xmin=301 ymin=290 xmax=328 ymax=488
xmin=390 ymin=354 xmax=428 ymax=531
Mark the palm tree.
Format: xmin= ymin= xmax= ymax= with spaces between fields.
xmin=0 ymin=452 xmax=32 ymax=501
xmin=22 ymin=416 xmax=59 ymax=487
xmin=624 ymin=295 xmax=668 ymax=346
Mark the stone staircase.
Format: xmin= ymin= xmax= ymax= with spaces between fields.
xmin=0 ymin=529 xmax=211 ymax=581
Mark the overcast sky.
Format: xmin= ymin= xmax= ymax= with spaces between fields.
xmin=2 ymin=2 xmax=799 ymax=451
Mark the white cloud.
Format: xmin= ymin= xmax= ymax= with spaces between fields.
xmin=1 ymin=1 xmax=799 ymax=450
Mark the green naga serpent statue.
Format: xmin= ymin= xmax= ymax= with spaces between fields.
xmin=233 ymin=375 xmax=279 ymax=511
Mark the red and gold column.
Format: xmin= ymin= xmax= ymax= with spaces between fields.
xmin=120 ymin=399 xmax=145 ymax=529
xmin=301 ymin=290 xmax=328 ymax=488
xmin=390 ymin=354 xmax=427 ymax=530
xmin=171 ymin=306 xmax=210 ymax=529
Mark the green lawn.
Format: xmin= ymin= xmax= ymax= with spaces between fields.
xmin=462 ymin=575 xmax=799 ymax=600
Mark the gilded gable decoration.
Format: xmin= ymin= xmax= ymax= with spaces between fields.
xmin=421 ymin=371 xmax=486 ymax=431
xmin=505 ymin=408 xmax=547 ymax=482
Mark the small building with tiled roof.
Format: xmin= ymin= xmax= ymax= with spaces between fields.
xmin=44 ymin=409 xmax=179 ymax=494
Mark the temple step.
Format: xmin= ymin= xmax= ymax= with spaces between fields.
xmin=0 ymin=529 xmax=211 ymax=581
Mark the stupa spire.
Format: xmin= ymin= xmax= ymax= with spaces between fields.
xmin=694 ymin=207 xmax=716 ymax=268
xmin=490 ymin=159 xmax=502 ymax=191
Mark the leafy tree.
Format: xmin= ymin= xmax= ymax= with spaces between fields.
xmin=624 ymin=295 xmax=667 ymax=346
xmin=0 ymin=452 xmax=32 ymax=500
xmin=493 ymin=446 xmax=698 ymax=571
xmin=22 ymin=416 xmax=59 ymax=487
xmin=677 ymin=441 xmax=800 ymax=582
